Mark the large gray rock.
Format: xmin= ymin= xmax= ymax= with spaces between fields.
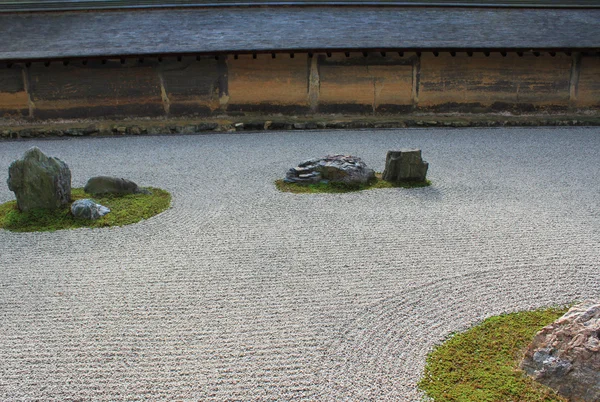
xmin=7 ymin=147 xmax=71 ymax=212
xmin=520 ymin=300 xmax=600 ymax=401
xmin=71 ymin=199 xmax=111 ymax=220
xmin=285 ymin=155 xmax=375 ymax=185
xmin=84 ymin=176 xmax=146 ymax=195
xmin=382 ymin=149 xmax=428 ymax=183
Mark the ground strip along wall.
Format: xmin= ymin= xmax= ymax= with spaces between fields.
xmin=1 ymin=51 xmax=599 ymax=120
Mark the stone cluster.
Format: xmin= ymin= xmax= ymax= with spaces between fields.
xmin=285 ymin=155 xmax=375 ymax=185
xmin=521 ymin=300 xmax=600 ymax=401
xmin=5 ymin=148 xmax=151 ymax=221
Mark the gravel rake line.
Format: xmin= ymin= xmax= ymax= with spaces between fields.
xmin=0 ymin=127 xmax=598 ymax=400
xmin=320 ymin=264 xmax=598 ymax=400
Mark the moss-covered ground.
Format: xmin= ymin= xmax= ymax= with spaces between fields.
xmin=275 ymin=174 xmax=431 ymax=194
xmin=419 ymin=307 xmax=569 ymax=402
xmin=0 ymin=187 xmax=171 ymax=232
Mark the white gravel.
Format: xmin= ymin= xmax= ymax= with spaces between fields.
xmin=0 ymin=127 xmax=598 ymax=401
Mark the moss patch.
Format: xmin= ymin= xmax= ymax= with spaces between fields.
xmin=275 ymin=174 xmax=431 ymax=194
xmin=0 ymin=187 xmax=171 ymax=232
xmin=419 ymin=307 xmax=569 ymax=402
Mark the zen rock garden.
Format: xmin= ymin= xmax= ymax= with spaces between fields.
xmin=521 ymin=300 xmax=600 ymax=401
xmin=5 ymin=147 xmax=156 ymax=226
xmin=284 ymin=149 xmax=429 ymax=188
xmin=4 ymin=144 xmax=598 ymax=401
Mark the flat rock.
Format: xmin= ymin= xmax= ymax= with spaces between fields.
xmin=71 ymin=199 xmax=111 ymax=220
xmin=7 ymin=147 xmax=71 ymax=211
xmin=382 ymin=149 xmax=428 ymax=183
xmin=84 ymin=176 xmax=146 ymax=195
xmin=285 ymin=155 xmax=375 ymax=185
xmin=521 ymin=300 xmax=600 ymax=401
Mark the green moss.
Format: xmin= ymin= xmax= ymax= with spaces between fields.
xmin=0 ymin=187 xmax=171 ymax=232
xmin=275 ymin=173 xmax=431 ymax=194
xmin=419 ymin=307 xmax=570 ymax=402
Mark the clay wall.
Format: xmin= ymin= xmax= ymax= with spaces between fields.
xmin=227 ymin=54 xmax=310 ymax=113
xmin=0 ymin=66 xmax=28 ymax=118
xmin=28 ymin=60 xmax=164 ymax=119
xmin=0 ymin=52 xmax=598 ymax=120
xmin=160 ymin=57 xmax=223 ymax=116
xmin=576 ymin=55 xmax=600 ymax=108
xmin=317 ymin=52 xmax=415 ymax=113
xmin=418 ymin=53 xmax=572 ymax=112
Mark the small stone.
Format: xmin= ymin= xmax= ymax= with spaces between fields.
xmin=7 ymin=147 xmax=71 ymax=211
xmin=82 ymin=126 xmax=99 ymax=135
xmin=115 ymin=126 xmax=127 ymax=134
xmin=179 ymin=126 xmax=197 ymax=134
xmin=84 ymin=176 xmax=147 ymax=196
xmin=195 ymin=123 xmax=219 ymax=131
xmin=64 ymin=128 xmax=84 ymax=136
xmin=146 ymin=126 xmax=163 ymax=135
xmin=520 ymin=300 xmax=600 ymax=401
xmin=71 ymin=199 xmax=110 ymax=220
xmin=382 ymin=149 xmax=429 ymax=183
xmin=130 ymin=126 xmax=142 ymax=135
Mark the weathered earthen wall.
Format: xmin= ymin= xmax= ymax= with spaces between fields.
xmin=577 ymin=55 xmax=600 ymax=108
xmin=1 ymin=52 xmax=598 ymax=121
xmin=160 ymin=57 xmax=223 ymax=116
xmin=318 ymin=52 xmax=415 ymax=113
xmin=0 ymin=66 xmax=28 ymax=118
xmin=227 ymin=54 xmax=310 ymax=113
xmin=418 ymin=53 xmax=572 ymax=112
xmin=28 ymin=60 xmax=164 ymax=119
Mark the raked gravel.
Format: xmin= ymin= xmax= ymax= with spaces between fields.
xmin=0 ymin=127 xmax=598 ymax=401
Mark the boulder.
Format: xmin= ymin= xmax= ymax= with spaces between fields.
xmin=7 ymin=147 xmax=71 ymax=211
xmin=285 ymin=155 xmax=375 ymax=185
xmin=84 ymin=176 xmax=147 ymax=195
xmin=71 ymin=199 xmax=111 ymax=220
xmin=520 ymin=300 xmax=600 ymax=401
xmin=382 ymin=149 xmax=428 ymax=183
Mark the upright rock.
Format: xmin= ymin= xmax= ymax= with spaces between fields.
xmin=382 ymin=149 xmax=428 ymax=183
xmin=7 ymin=147 xmax=71 ymax=211
xmin=285 ymin=155 xmax=375 ymax=185
xmin=520 ymin=300 xmax=600 ymax=401
xmin=84 ymin=176 xmax=146 ymax=195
